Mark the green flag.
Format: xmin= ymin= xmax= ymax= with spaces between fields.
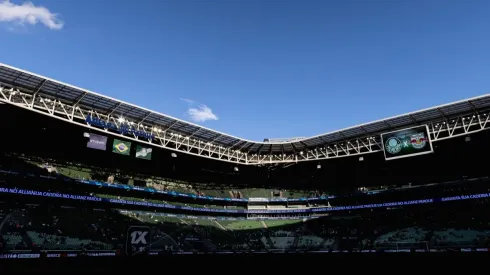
xmin=135 ymin=145 xmax=152 ymax=160
xmin=112 ymin=139 xmax=131 ymax=155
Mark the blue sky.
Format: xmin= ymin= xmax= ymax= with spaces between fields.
xmin=1 ymin=0 xmax=489 ymax=141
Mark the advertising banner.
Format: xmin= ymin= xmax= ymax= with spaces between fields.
xmin=85 ymin=133 xmax=107 ymax=151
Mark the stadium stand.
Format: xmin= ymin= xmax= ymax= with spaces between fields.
xmin=1 ymin=198 xmax=490 ymax=255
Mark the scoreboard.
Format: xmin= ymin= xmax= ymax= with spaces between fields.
xmin=381 ymin=125 xmax=434 ymax=161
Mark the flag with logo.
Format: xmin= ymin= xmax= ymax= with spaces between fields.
xmin=135 ymin=145 xmax=152 ymax=160
xmin=85 ymin=132 xmax=107 ymax=151
xmin=112 ymin=139 xmax=131 ymax=155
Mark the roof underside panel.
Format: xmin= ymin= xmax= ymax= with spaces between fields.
xmin=470 ymin=97 xmax=490 ymax=108
xmin=410 ymin=109 xmax=441 ymax=121
xmin=301 ymin=138 xmax=321 ymax=146
xmin=440 ymin=102 xmax=472 ymax=116
xmin=281 ymin=144 xmax=294 ymax=152
xmin=386 ymin=116 xmax=415 ymax=128
xmin=361 ymin=121 xmax=388 ymax=132
xmin=339 ymin=127 xmax=364 ymax=139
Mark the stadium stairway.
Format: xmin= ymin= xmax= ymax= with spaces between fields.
xmin=213 ymin=221 xmax=226 ymax=231
xmin=260 ymin=221 xmax=267 ymax=229
xmin=264 ymin=233 xmax=274 ymax=249
xmin=318 ymin=238 xmax=331 ymax=250
xmin=425 ymin=230 xmax=434 ymax=244
xmin=0 ymin=212 xmax=12 ymax=233
xmin=19 ymin=229 xmax=33 ymax=250
xmin=258 ymin=222 xmax=275 ymax=248
xmin=201 ymin=239 xmax=218 ymax=251
xmin=292 ymin=232 xmax=301 ymax=249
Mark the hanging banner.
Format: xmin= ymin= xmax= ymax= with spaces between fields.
xmin=112 ymin=139 xmax=131 ymax=155
xmin=135 ymin=145 xmax=152 ymax=160
xmin=85 ymin=133 xmax=107 ymax=151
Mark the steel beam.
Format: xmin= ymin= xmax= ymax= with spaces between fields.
xmin=1 ymin=85 xmax=490 ymax=165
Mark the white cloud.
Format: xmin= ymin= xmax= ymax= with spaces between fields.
xmin=188 ymin=105 xmax=219 ymax=122
xmin=0 ymin=0 xmax=63 ymax=30
xmin=181 ymin=98 xmax=219 ymax=123
xmin=181 ymin=98 xmax=195 ymax=105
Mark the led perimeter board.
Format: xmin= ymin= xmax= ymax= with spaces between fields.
xmin=381 ymin=125 xmax=434 ymax=161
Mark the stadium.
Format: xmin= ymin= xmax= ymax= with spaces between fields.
xmin=1 ymin=62 xmax=490 ymax=260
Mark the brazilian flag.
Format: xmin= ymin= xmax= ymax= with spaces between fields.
xmin=112 ymin=139 xmax=131 ymax=155
xmin=135 ymin=145 xmax=152 ymax=160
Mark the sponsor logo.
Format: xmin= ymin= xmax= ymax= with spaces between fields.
xmin=126 ymin=226 xmax=151 ymax=256
xmin=385 ymin=137 xmax=402 ymax=154
xmin=130 ymin=231 xmax=148 ymax=245
xmin=410 ymin=133 xmax=428 ymax=149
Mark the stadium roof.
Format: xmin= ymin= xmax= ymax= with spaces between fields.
xmin=1 ymin=62 xmax=490 ymax=157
